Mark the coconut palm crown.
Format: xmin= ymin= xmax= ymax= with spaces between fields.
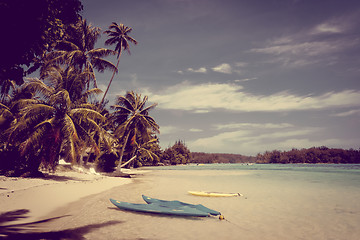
xmin=99 ymin=23 xmax=138 ymax=107
xmin=7 ymin=78 xmax=105 ymax=171
xmin=44 ymin=19 xmax=117 ymax=89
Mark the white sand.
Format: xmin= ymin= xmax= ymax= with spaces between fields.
xmin=0 ymin=167 xmax=139 ymax=225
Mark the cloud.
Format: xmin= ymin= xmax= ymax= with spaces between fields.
xmin=234 ymin=77 xmax=257 ymax=83
xmin=212 ymin=63 xmax=232 ymax=74
xmin=188 ymin=127 xmax=320 ymax=155
xmin=187 ymin=67 xmax=207 ymax=73
xmin=188 ymin=122 xmax=360 ymax=155
xmin=144 ymin=82 xmax=360 ymax=112
xmin=332 ymin=109 xmax=360 ymax=117
xmin=312 ymin=23 xmax=343 ymax=34
xmin=249 ymin=13 xmax=359 ymax=68
xmin=214 ymin=123 xmax=293 ymax=130
xmin=189 ymin=128 xmax=203 ymax=132
xmin=251 ymin=41 xmax=341 ymax=57
xmin=310 ymin=13 xmax=357 ymax=35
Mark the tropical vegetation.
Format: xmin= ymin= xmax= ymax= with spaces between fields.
xmin=256 ymin=147 xmax=360 ymax=164
xmin=162 ymin=140 xmax=191 ymax=165
xmin=0 ymin=1 xmax=161 ymax=177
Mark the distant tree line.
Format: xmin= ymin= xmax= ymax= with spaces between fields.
xmin=256 ymin=147 xmax=360 ymax=164
xmin=190 ymin=152 xmax=256 ymax=164
xmin=161 ymin=140 xmax=191 ymax=165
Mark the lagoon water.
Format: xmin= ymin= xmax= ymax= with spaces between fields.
xmin=41 ymin=164 xmax=360 ymax=239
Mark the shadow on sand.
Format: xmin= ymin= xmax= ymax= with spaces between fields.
xmin=0 ymin=209 xmax=123 ymax=239
xmin=42 ymin=174 xmax=85 ymax=182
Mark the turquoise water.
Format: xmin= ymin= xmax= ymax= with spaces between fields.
xmin=150 ymin=163 xmax=360 ymax=173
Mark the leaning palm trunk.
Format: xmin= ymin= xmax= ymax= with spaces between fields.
xmin=114 ymin=130 xmax=130 ymax=173
xmin=99 ymin=52 xmax=121 ymax=108
xmin=120 ymin=155 xmax=136 ymax=168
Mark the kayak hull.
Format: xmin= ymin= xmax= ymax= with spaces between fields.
xmin=188 ymin=191 xmax=242 ymax=197
xmin=110 ymin=199 xmax=209 ymax=217
xmin=142 ymin=195 xmax=221 ymax=216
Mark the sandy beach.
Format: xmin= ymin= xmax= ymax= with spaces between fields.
xmin=0 ymin=165 xmax=145 ymax=239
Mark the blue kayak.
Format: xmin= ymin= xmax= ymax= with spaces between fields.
xmin=110 ymin=199 xmax=210 ymax=217
xmin=142 ymin=195 xmax=221 ymax=216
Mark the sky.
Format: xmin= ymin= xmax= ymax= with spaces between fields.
xmin=82 ymin=0 xmax=360 ymax=156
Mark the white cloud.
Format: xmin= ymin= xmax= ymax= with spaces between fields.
xmin=234 ymin=77 xmax=257 ymax=83
xmin=250 ymin=15 xmax=359 ymax=68
xmin=212 ymin=63 xmax=232 ymax=74
xmin=332 ymin=109 xmax=360 ymax=117
xmin=187 ymin=67 xmax=207 ymax=73
xmin=144 ymin=82 xmax=360 ymax=112
xmin=251 ymin=41 xmax=340 ymax=57
xmin=188 ymin=124 xmax=360 ymax=155
xmin=215 ymin=123 xmax=293 ymax=130
xmin=189 ymin=128 xmax=318 ymax=155
xmin=189 ymin=128 xmax=203 ymax=132
xmin=312 ymin=23 xmax=343 ymax=34
xmin=310 ymin=14 xmax=356 ymax=35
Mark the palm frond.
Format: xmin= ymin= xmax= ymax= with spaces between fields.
xmin=70 ymin=108 xmax=105 ymax=123
xmin=50 ymin=90 xmax=72 ymax=110
xmin=23 ymin=78 xmax=54 ymax=100
xmin=19 ymin=120 xmax=52 ymax=156
xmin=90 ymin=58 xmax=117 ymax=73
xmin=140 ymin=102 xmax=158 ymax=114
xmin=63 ymin=114 xmax=79 ymax=141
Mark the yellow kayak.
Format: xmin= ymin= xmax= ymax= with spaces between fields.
xmin=188 ymin=191 xmax=242 ymax=197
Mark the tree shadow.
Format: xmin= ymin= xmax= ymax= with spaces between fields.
xmin=0 ymin=209 xmax=123 ymax=240
xmin=42 ymin=174 xmax=84 ymax=182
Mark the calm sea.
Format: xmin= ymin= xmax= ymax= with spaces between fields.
xmin=43 ymin=164 xmax=360 ymax=240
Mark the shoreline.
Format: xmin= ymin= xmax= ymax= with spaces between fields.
xmin=2 ymin=165 xmax=359 ymax=239
xmin=0 ymin=167 xmax=147 ymax=228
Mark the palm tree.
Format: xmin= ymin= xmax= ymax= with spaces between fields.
xmin=100 ymin=23 xmax=138 ymax=107
xmin=0 ymin=102 xmax=15 ymax=146
xmin=7 ymin=79 xmax=105 ymax=173
xmin=42 ymin=65 xmax=102 ymax=105
xmin=110 ymin=91 xmax=159 ymax=172
xmin=0 ymin=79 xmax=16 ymax=103
xmin=45 ymin=19 xmax=117 ymax=89
xmin=127 ymin=133 xmax=160 ymax=168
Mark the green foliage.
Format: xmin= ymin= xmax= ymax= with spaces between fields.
xmin=161 ymin=140 xmax=191 ymax=165
xmin=110 ymin=91 xmax=159 ymax=169
xmin=256 ymin=147 xmax=360 ymax=164
xmin=190 ymin=152 xmax=256 ymax=164
xmin=44 ymin=19 xmax=116 ymax=89
xmin=0 ymin=0 xmax=83 ymax=85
